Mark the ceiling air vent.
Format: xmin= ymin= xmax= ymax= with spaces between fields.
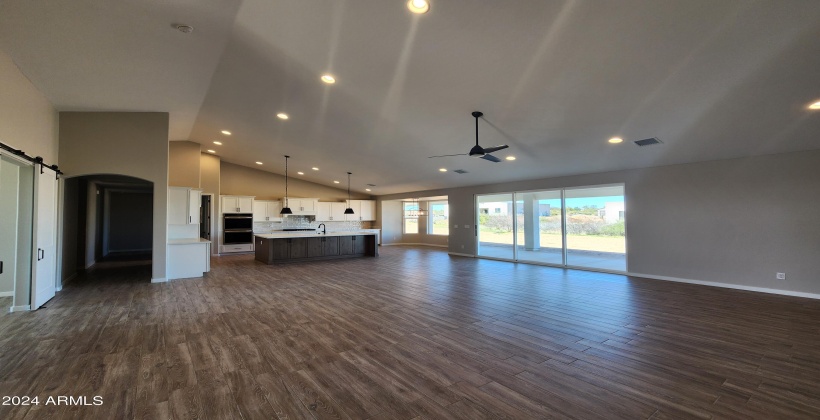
xmin=453 ymin=169 xmax=469 ymax=174
xmin=366 ymin=184 xmax=376 ymax=187
xmin=634 ymin=137 xmax=662 ymax=147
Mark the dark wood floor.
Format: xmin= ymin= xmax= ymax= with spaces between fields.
xmin=2 ymin=246 xmax=819 ymax=419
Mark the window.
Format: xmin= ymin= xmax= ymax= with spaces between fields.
xmin=428 ymin=201 xmax=449 ymax=235
xmin=403 ymin=202 xmax=419 ymax=234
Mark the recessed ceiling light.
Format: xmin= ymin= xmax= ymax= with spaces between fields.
xmin=221 ymin=130 xmax=231 ymax=135
xmin=407 ymin=0 xmax=430 ymax=14
xmin=277 ymin=113 xmax=289 ymax=120
xmin=297 ymin=171 xmax=304 ymax=175
xmin=809 ymin=101 xmax=820 ymax=110
xmin=608 ymin=137 xmax=624 ymax=144
xmin=505 ymin=156 xmax=516 ymax=161
xmin=175 ymin=25 xmax=194 ymax=34
xmin=333 ymin=180 xmax=340 ymax=184
xmin=213 ymin=141 xmax=222 ymax=145
xmin=365 ymin=188 xmax=371 ymax=192
xmin=321 ymin=74 xmax=336 ymax=84
xmin=256 ymin=162 xmax=263 ymax=165
xmin=439 ymin=168 xmax=447 ymax=172
xmin=312 ymin=167 xmax=319 ymax=171
xmin=207 ymin=149 xmax=216 ymax=154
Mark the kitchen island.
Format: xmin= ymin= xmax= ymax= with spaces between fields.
xmin=255 ymin=231 xmax=378 ymax=264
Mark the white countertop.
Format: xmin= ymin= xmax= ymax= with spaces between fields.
xmin=256 ymin=229 xmax=380 ymax=239
xmin=168 ymin=238 xmax=212 ymax=245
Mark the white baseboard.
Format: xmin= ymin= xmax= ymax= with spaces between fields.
xmin=150 ymin=277 xmax=167 ymax=283
xmin=448 ymin=252 xmax=475 ymax=258
xmin=629 ymin=272 xmax=820 ymax=300
xmin=382 ymin=243 xmax=448 ymax=248
xmin=0 ymin=291 xmax=13 ymax=297
xmin=9 ymin=305 xmax=30 ymax=312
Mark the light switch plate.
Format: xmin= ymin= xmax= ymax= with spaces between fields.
xmin=464 ymin=225 xmax=470 ymax=228
xmin=453 ymin=224 xmax=458 ymax=228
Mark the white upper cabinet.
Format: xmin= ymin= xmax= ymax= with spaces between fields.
xmin=359 ymin=200 xmax=375 ymax=221
xmin=253 ymin=200 xmax=283 ymax=222
xmin=169 ymin=187 xmax=202 ymax=225
xmin=288 ymin=198 xmax=318 ymax=215
xmin=222 ymin=195 xmax=253 ymax=213
xmin=345 ymin=200 xmax=375 ymax=221
xmin=331 ymin=202 xmax=348 ymax=221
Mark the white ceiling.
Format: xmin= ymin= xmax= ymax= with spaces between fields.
xmin=2 ymin=0 xmax=820 ymax=195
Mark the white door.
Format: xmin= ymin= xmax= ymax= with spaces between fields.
xmin=33 ymin=167 xmax=58 ymax=309
xmin=188 ymin=189 xmax=202 ymax=224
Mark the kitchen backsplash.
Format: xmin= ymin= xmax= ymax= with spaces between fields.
xmin=253 ymin=218 xmax=373 ymax=233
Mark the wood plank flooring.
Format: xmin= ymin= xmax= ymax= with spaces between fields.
xmin=2 ymin=246 xmax=820 ymax=419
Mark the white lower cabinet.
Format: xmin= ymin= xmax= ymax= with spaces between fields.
xmin=167 ymin=240 xmax=211 ymax=280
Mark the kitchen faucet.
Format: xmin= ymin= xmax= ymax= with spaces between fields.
xmin=317 ymin=223 xmax=326 ymax=234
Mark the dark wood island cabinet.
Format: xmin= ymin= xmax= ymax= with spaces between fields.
xmin=255 ymin=233 xmax=378 ymax=264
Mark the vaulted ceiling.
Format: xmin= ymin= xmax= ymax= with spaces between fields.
xmin=2 ymin=0 xmax=820 ymax=194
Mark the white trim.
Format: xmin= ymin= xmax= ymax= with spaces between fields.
xmin=9 ymin=305 xmax=31 ymax=312
xmin=0 ymin=291 xmax=13 ymax=297
xmin=150 ymin=277 xmax=167 ymax=283
xmin=381 ymin=243 xmax=447 ymax=248
xmin=628 ymin=272 xmax=820 ymax=300
xmin=447 ymin=252 xmax=475 ymax=258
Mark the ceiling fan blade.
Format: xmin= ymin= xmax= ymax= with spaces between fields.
xmin=480 ymin=154 xmax=502 ymax=163
xmin=428 ymin=153 xmax=467 ymax=158
xmin=482 ymin=145 xmax=509 ymax=154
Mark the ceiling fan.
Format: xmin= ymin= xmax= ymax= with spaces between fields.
xmin=429 ymin=111 xmax=509 ymax=162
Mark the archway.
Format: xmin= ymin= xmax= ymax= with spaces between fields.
xmin=61 ymin=174 xmax=154 ymax=284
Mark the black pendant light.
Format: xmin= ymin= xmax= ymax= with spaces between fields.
xmin=280 ymin=155 xmax=293 ymax=215
xmin=344 ymin=172 xmax=355 ymax=215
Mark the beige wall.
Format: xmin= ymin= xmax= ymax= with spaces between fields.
xmin=378 ymin=150 xmax=820 ymax=296
xmin=220 ymin=161 xmax=370 ymax=201
xmin=0 ymin=50 xmax=58 ymax=163
xmin=200 ymin=153 xmax=220 ymax=196
xmin=168 ymin=141 xmax=201 ymax=188
xmin=59 ymin=112 xmax=170 ymax=281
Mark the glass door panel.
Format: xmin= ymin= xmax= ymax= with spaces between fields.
xmin=564 ymin=186 xmax=626 ymax=271
xmin=476 ymin=194 xmax=514 ymax=260
xmin=515 ymin=190 xmax=563 ymax=265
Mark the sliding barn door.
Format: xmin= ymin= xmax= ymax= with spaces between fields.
xmin=32 ymin=166 xmax=58 ymax=309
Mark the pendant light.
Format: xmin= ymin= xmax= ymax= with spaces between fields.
xmin=344 ymin=172 xmax=355 ymax=215
xmin=280 ymin=155 xmax=293 ymax=215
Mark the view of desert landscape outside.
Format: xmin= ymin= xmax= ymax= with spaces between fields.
xmin=477 ymin=185 xmax=626 ymax=271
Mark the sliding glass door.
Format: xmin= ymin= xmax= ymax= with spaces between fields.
xmin=515 ymin=190 xmax=564 ymax=266
xmin=565 ymin=186 xmax=626 ymax=271
xmin=476 ymin=185 xmax=626 ymax=272
xmin=476 ymin=194 xmax=514 ymax=260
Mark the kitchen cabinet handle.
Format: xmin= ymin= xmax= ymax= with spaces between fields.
xmin=189 ymin=216 xmax=192 ymax=223
xmin=37 ymin=248 xmax=44 ymax=261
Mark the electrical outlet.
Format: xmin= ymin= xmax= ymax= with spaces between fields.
xmin=776 ymin=272 xmax=786 ymax=280
xmin=453 ymin=224 xmax=458 ymax=228
xmin=464 ymin=224 xmax=470 ymax=228
xmin=460 ymin=245 xmax=464 ymax=249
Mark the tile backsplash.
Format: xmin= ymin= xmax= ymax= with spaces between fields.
xmin=253 ymin=217 xmax=372 ymax=234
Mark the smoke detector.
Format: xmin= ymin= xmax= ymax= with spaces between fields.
xmin=175 ymin=24 xmax=194 ymax=34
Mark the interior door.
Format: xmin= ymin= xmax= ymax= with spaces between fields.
xmin=33 ymin=166 xmax=58 ymax=309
